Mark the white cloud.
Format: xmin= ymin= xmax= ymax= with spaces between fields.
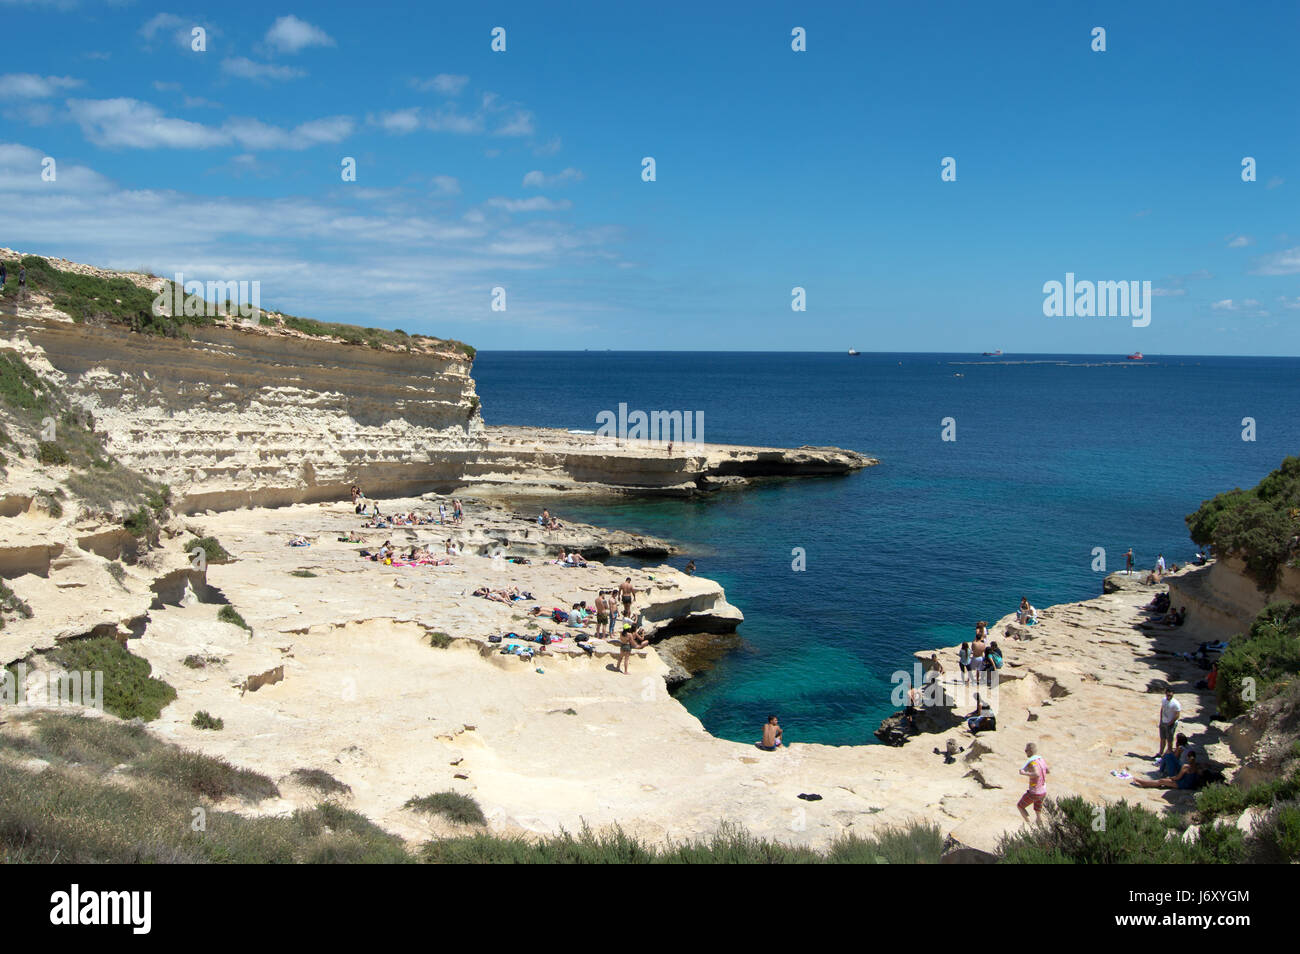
xmin=0 ymin=142 xmax=112 ymax=192
xmin=222 ymin=57 xmax=305 ymax=82
xmin=265 ymin=15 xmax=335 ymax=53
xmin=1211 ymin=300 xmax=1237 ymax=311
xmin=494 ymin=110 xmax=535 ymax=136
xmin=67 ymin=97 xmax=226 ymax=149
xmin=1150 ymin=288 xmax=1185 ymax=297
xmin=522 ymin=167 xmax=583 ymax=188
xmin=0 ymin=73 xmax=81 ymax=98
xmin=66 ymin=97 xmax=351 ymax=150
xmin=0 ymin=140 xmax=623 ymax=334
xmin=412 ymin=74 xmax=469 ymax=95
xmin=369 ymin=108 xmax=422 ymax=134
xmin=432 ymin=175 xmax=460 ymax=196
xmin=1226 ymin=234 xmax=1253 ymax=248
xmin=486 ymin=196 xmax=572 ymax=213
xmin=1250 ymin=248 xmax=1300 ymax=276
xmin=223 ymin=115 xmax=353 ymax=150
xmin=140 ymin=13 xmax=216 ymax=51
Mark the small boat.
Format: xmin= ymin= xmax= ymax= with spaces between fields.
xmin=981 ymin=350 xmax=1002 ymax=356
xmin=848 ymin=348 xmax=860 ymax=356
xmin=1126 ymin=352 xmax=1144 ymax=360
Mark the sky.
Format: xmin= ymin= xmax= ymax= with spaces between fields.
xmin=0 ymin=0 xmax=1297 ymax=354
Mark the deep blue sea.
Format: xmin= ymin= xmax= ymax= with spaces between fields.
xmin=472 ymin=352 xmax=1300 ymax=746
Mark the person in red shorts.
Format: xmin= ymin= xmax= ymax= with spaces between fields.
xmin=1017 ymin=742 xmax=1049 ymax=823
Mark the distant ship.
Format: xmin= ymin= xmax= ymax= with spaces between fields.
xmin=848 ymin=348 xmax=860 ymax=356
xmin=982 ymin=350 xmax=1002 ymax=356
xmin=1126 ymin=352 xmax=1144 ymax=360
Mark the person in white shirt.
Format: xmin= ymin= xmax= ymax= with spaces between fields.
xmin=1156 ymin=553 xmax=1166 ymax=574
xmin=1156 ymin=688 xmax=1182 ymax=759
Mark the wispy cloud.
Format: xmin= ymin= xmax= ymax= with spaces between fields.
xmin=0 ymin=73 xmax=82 ymax=98
xmin=65 ymin=98 xmax=352 ymax=150
xmin=522 ymin=167 xmax=583 ymax=188
xmin=222 ymin=57 xmax=305 ymax=82
xmin=486 ymin=196 xmax=573 ymax=213
xmin=1226 ymin=234 xmax=1253 ymax=248
xmin=412 ymin=74 xmax=469 ymax=95
xmin=1249 ymin=247 xmax=1300 ymax=276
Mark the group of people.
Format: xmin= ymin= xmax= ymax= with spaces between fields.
xmin=537 ymin=509 xmax=563 ymax=530
xmin=362 ymin=539 xmax=454 ymax=566
xmin=957 ymin=622 xmax=1005 ymax=687
xmin=350 ymin=486 xmax=463 ymax=527
xmin=1145 ymin=591 xmax=1188 ymax=627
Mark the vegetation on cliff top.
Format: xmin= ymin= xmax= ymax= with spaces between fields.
xmin=2 ymin=712 xmax=1297 ymax=864
xmin=1187 ymin=455 xmax=1300 ymax=590
xmin=4 ymin=254 xmax=476 ymax=360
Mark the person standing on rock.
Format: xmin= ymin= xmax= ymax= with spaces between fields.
xmin=594 ymin=591 xmax=609 ymax=637
xmin=619 ymin=577 xmax=636 ymax=621
xmin=958 ymin=642 xmax=971 ymax=686
xmin=1156 ymin=553 xmax=1166 ymax=575
xmin=971 ymin=628 xmax=988 ymax=689
xmin=0 ymin=261 xmax=6 ymax=292
xmin=18 ymin=264 xmax=25 ymax=297
xmin=1155 ymin=688 xmax=1181 ymax=760
xmin=1017 ymin=743 xmax=1049 ymax=823
xmin=1125 ymin=547 xmax=1134 ymax=574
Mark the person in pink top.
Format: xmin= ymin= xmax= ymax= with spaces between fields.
xmin=1017 ymin=742 xmax=1049 ymax=823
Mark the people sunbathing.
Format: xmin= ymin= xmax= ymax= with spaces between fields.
xmin=1132 ymin=751 xmax=1204 ymax=790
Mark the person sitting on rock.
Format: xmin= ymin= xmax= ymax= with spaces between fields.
xmin=757 ymin=714 xmax=784 ymax=751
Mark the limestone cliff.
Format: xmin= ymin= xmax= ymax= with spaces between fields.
xmin=1167 ymin=557 xmax=1300 ymax=642
xmin=2 ymin=310 xmax=483 ymax=513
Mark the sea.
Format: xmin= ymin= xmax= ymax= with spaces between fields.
xmin=472 ymin=352 xmax=1300 ymax=746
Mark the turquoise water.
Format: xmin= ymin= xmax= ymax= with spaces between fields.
xmin=473 ymin=352 xmax=1300 ymax=745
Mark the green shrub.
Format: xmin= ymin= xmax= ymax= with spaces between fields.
xmin=1248 ymin=802 xmax=1300 ymax=863
xmin=186 ymin=535 xmax=232 ymax=565
xmin=105 ymin=562 xmax=127 ymax=588
xmin=1215 ymin=601 xmax=1300 ymax=717
xmin=134 ymin=748 xmax=278 ymax=801
xmin=0 ymin=580 xmax=34 ymax=620
xmin=404 ymin=791 xmax=486 ymax=825
xmin=183 ymin=654 xmax=225 ymax=669
xmin=36 ymin=441 xmax=69 ymax=465
xmin=289 ymin=569 xmax=318 ymax=578
xmin=191 ymin=710 xmax=224 ymax=731
xmin=217 ymin=605 xmax=252 ymax=633
xmin=1187 ymin=456 xmax=1300 ymax=589
xmin=996 ymin=796 xmax=1245 ymax=864
xmin=427 ymin=631 xmax=452 ymax=649
xmin=122 ymin=506 xmax=155 ymax=538
xmin=46 ymin=636 xmax=176 ymax=721
xmin=291 ymin=768 xmax=352 ymax=796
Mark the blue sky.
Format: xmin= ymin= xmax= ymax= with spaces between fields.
xmin=1 ymin=0 xmax=1296 ymax=353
